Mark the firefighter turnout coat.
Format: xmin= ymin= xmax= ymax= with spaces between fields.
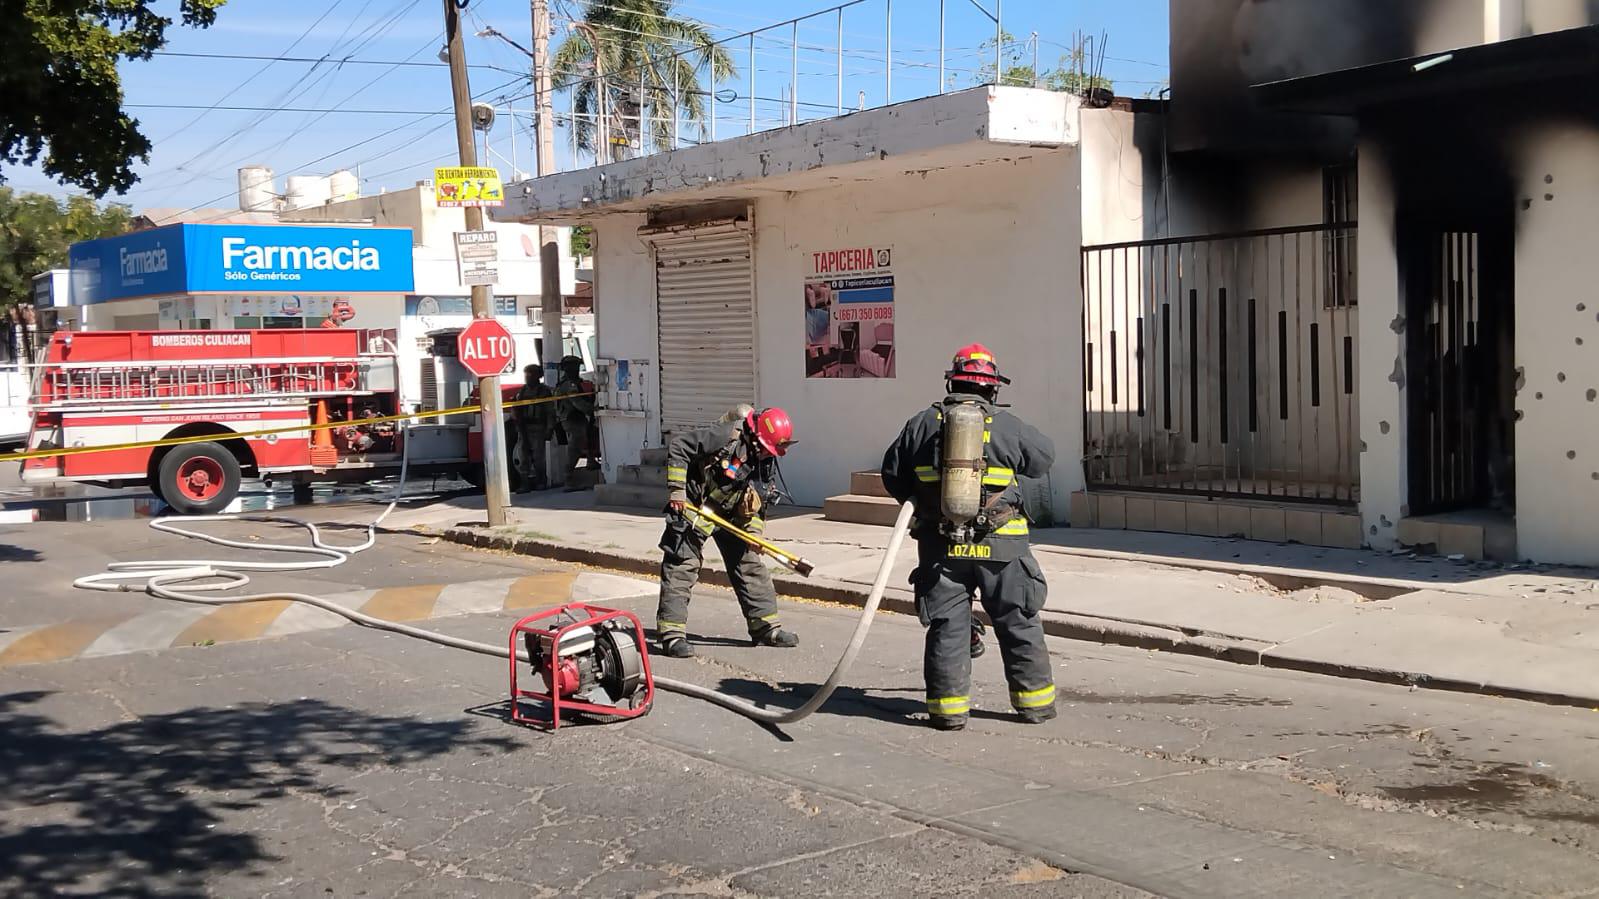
xmin=880 ymin=394 xmax=1054 ymax=561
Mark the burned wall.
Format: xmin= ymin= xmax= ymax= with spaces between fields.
xmin=1168 ymin=0 xmax=1427 ymax=157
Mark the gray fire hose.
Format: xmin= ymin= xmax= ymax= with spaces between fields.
xmin=74 ymin=429 xmax=915 ymax=726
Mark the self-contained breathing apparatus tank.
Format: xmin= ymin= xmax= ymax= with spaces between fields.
xmin=939 ymin=401 xmax=987 ymax=543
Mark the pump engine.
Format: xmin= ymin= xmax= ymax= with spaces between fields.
xmin=509 ymin=603 xmax=655 ymax=729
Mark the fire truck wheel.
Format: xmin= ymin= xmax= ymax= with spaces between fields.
xmin=158 ymin=443 xmax=242 ymax=515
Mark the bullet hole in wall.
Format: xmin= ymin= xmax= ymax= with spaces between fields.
xmin=1546 ymin=193 xmax=1555 ymax=201
xmin=1521 ymin=198 xmax=1533 ymax=210
xmin=1380 ymin=515 xmax=1393 ymax=528
xmin=1537 ymin=392 xmax=1544 ymax=400
xmin=1379 ymin=420 xmax=1391 ymax=435
xmin=1588 ymin=389 xmax=1597 ymax=402
xmin=1515 ymin=409 xmax=1525 ymax=421
xmin=1370 ymin=524 xmax=1379 ymax=536
xmin=1579 ymin=338 xmax=1586 ymax=346
xmin=1579 ymin=303 xmax=1588 ymax=312
xmin=1558 ymin=372 xmax=1568 ymax=383
xmin=1546 ymin=174 xmax=1555 ymax=184
xmin=1569 ymin=450 xmax=1578 ymax=460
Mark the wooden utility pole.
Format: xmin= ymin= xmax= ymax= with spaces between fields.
xmin=531 ymin=0 xmax=567 ymax=486
xmin=444 ymin=0 xmax=511 ymax=524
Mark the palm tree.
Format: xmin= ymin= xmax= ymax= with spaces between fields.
xmin=552 ymin=0 xmax=735 ymax=158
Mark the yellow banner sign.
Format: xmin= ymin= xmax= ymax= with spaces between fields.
xmin=433 ymin=166 xmax=504 ymax=207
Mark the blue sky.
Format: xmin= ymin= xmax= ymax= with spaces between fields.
xmin=5 ymin=0 xmax=1168 ymax=213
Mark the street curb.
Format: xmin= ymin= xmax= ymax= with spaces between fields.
xmin=440 ymin=526 xmax=1599 ymax=710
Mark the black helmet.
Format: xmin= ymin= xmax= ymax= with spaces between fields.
xmin=559 ymin=354 xmax=583 ymax=370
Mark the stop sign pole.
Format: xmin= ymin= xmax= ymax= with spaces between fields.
xmin=443 ymin=0 xmax=510 ymax=526
xmin=456 ymin=319 xmax=515 ymax=524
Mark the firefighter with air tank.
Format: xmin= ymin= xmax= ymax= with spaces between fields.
xmin=880 ymin=343 xmax=1058 ymax=731
xmin=655 ymin=406 xmax=803 ymax=658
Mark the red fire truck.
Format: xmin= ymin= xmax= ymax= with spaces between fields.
xmin=18 ymin=329 xmax=519 ymax=513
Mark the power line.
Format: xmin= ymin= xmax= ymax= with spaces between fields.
xmin=129 ymin=103 xmax=458 ymax=116
xmin=149 ymin=0 xmax=431 ymax=185
xmin=153 ymin=50 xmax=508 ymax=71
xmin=149 ymin=0 xmax=352 ymax=145
xmin=167 ymin=73 xmax=528 ymax=224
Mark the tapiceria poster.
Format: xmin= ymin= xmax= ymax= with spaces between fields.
xmin=804 ymin=245 xmax=895 ymax=379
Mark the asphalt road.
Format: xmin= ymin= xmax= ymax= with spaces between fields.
xmin=3 ymin=519 xmax=1599 ymax=897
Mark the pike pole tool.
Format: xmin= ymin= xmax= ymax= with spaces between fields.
xmin=684 ymin=505 xmax=817 ymax=577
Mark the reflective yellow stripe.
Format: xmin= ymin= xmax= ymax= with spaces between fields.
xmin=914 ymin=466 xmax=940 ymax=483
xmin=1011 ymin=684 xmax=1056 ymax=709
xmin=666 ymin=466 xmax=687 ymax=483
xmin=658 ymin=620 xmax=687 ymax=631
xmin=927 ymin=695 xmax=970 ymax=715
xmin=993 ymin=518 xmax=1030 ymax=536
xmin=757 ymin=613 xmax=780 ymax=622
xmin=982 ymin=466 xmax=1015 ymax=487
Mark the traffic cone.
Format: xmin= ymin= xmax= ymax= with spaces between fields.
xmin=310 ymin=399 xmax=338 ymax=468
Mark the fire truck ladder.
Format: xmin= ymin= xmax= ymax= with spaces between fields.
xmin=35 ymin=358 xmax=376 ymax=408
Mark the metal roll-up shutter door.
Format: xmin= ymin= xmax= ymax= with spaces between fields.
xmin=651 ymin=221 xmax=756 ymax=437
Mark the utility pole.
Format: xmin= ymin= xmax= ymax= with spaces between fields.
xmin=444 ymin=0 xmax=512 ymax=524
xmin=531 ymin=0 xmax=567 ymax=486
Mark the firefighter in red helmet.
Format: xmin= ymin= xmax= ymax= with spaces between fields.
xmin=880 ymin=343 xmax=1057 ymax=730
xmin=656 ymin=406 xmax=801 ymax=657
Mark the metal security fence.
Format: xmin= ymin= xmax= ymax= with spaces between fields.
xmin=1082 ymin=223 xmax=1360 ymax=505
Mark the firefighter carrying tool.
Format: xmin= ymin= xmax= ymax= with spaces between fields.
xmin=880 ymin=343 xmax=1057 ymax=731
xmin=657 ymin=407 xmax=801 ymax=658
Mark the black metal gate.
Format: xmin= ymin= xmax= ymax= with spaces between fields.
xmin=1403 ymin=224 xmax=1514 ymax=514
xmin=1082 ymin=223 xmax=1360 ymax=505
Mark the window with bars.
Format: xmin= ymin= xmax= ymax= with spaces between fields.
xmin=1324 ymin=164 xmax=1358 ymax=308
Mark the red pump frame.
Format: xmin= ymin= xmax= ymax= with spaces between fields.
xmin=508 ymin=603 xmax=655 ymax=730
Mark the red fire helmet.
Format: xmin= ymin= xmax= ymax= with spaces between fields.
xmin=745 ymin=407 xmax=795 ymax=457
xmin=947 ymin=342 xmax=1007 ymax=387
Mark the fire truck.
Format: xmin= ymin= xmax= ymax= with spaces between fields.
xmin=18 ymin=328 xmax=527 ymax=514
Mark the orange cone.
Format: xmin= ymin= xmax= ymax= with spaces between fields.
xmin=310 ymin=399 xmax=338 ymax=468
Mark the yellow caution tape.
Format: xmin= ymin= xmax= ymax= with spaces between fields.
xmin=0 ymin=391 xmax=593 ymax=465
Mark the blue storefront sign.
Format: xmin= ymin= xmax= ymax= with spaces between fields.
xmin=70 ymin=223 xmax=416 ymax=304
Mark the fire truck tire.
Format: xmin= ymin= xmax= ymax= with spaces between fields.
xmin=158 ymin=443 xmax=242 ymax=515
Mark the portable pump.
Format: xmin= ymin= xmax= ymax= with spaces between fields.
xmin=510 ymin=604 xmax=655 ymax=729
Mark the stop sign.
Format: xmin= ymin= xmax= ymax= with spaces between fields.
xmin=457 ymin=318 xmax=516 ymax=377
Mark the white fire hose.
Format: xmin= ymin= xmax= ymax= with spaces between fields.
xmin=73 ymin=428 xmax=915 ymax=726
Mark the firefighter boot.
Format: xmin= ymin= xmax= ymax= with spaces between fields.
xmin=657 ymin=633 xmax=695 ymax=658
xmin=970 ymin=620 xmax=987 ymax=658
xmin=1019 ymin=704 xmax=1058 ymax=724
xmin=752 ymin=625 xmax=800 ymax=648
xmin=930 ymin=713 xmax=968 ymax=731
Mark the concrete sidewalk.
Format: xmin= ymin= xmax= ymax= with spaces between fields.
xmin=389 ymin=492 xmax=1599 ymax=708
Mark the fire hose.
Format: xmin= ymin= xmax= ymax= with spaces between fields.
xmin=72 ymin=425 xmax=916 ymax=726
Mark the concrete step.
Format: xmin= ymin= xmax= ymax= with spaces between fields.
xmin=849 ymin=470 xmax=890 ymax=498
xmin=640 ymin=447 xmax=669 ymax=466
xmin=822 ymin=493 xmax=901 ymax=526
xmin=618 ymin=463 xmax=668 ymax=486
xmin=596 ymin=481 xmax=670 ymax=510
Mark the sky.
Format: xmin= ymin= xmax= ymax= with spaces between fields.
xmin=3 ymin=0 xmax=1170 ymax=215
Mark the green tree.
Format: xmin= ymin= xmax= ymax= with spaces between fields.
xmin=973 ymin=32 xmax=1114 ymax=95
xmin=552 ymin=0 xmax=734 ymax=155
xmin=570 ymin=224 xmax=593 ymax=257
xmin=1 ymin=0 xmax=227 ymax=198
xmin=0 ymin=188 xmax=132 ymax=310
